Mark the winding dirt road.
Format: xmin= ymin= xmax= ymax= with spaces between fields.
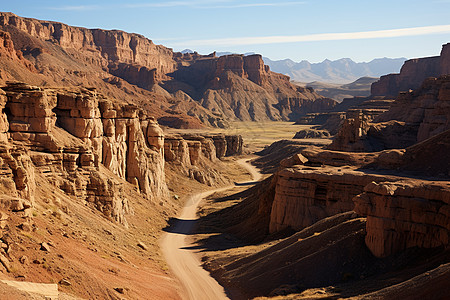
xmin=161 ymin=158 xmax=261 ymax=300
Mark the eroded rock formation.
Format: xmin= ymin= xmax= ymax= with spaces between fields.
xmin=269 ymin=166 xmax=399 ymax=233
xmin=330 ymin=75 xmax=450 ymax=152
xmin=0 ymin=82 xmax=171 ymax=226
xmin=257 ymin=128 xmax=450 ymax=258
xmin=164 ymin=133 xmax=242 ymax=186
xmin=371 ymin=43 xmax=450 ymax=97
xmin=0 ymin=12 xmax=176 ymax=79
xmin=354 ymin=181 xmax=450 ymax=257
xmin=168 ymin=53 xmax=337 ymax=122
xmin=0 ymin=12 xmax=338 ymax=127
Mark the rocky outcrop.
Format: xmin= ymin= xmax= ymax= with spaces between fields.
xmin=371 ymin=43 xmax=450 ymax=97
xmin=109 ymin=63 xmax=157 ymax=90
xmin=186 ymin=140 xmax=202 ymax=166
xmin=275 ymin=96 xmax=337 ymax=121
xmin=0 ymin=12 xmax=176 ymax=79
xmin=0 ymin=82 xmax=169 ymax=225
xmin=377 ymin=76 xmax=450 ymax=142
xmin=262 ymin=136 xmax=450 ymax=256
xmin=269 ymin=166 xmax=398 ymax=233
xmin=354 ymin=181 xmax=450 ymax=257
xmin=0 ymin=89 xmax=9 ymax=142
xmin=225 ymin=135 xmax=243 ymax=156
xmin=331 ymin=75 xmax=450 ymax=152
xmin=327 ymin=112 xmax=371 ymax=151
xmin=169 ymin=53 xmax=337 ymax=122
xmin=164 ymin=135 xmax=191 ymax=165
xmin=163 ymin=133 xmax=242 ymax=186
xmin=295 ymin=97 xmax=393 ymax=137
xmin=164 ymin=133 xmax=242 ymax=166
xmin=293 ymin=129 xmax=330 ymax=139
xmin=0 ymin=30 xmax=35 ymax=79
xmin=0 ymin=146 xmax=35 ymax=203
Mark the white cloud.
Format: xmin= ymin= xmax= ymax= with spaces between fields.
xmin=170 ymin=25 xmax=450 ymax=47
xmin=124 ymin=0 xmax=234 ymax=8
xmin=203 ymin=2 xmax=306 ymax=8
xmin=51 ymin=1 xmax=306 ymax=10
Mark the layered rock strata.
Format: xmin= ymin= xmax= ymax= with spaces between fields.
xmin=330 ymin=75 xmax=450 ymax=152
xmin=371 ymin=43 xmax=450 ymax=97
xmin=164 ymin=133 xmax=242 ymax=186
xmin=269 ymin=166 xmax=399 ymax=233
xmin=0 ymin=82 xmax=169 ymax=225
xmin=266 ymin=137 xmax=450 ymax=257
xmin=354 ymin=181 xmax=450 ymax=257
xmin=169 ymin=53 xmax=337 ymax=122
xmin=0 ymin=12 xmax=337 ymax=126
xmin=0 ymin=12 xmax=176 ymax=79
xmin=295 ymin=97 xmax=393 ymax=136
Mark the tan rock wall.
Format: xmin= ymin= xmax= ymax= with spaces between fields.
xmin=0 ymin=83 xmax=169 ymax=225
xmin=0 ymin=12 xmax=176 ymax=79
xmin=371 ymin=43 xmax=450 ymax=97
xmin=0 ymin=89 xmax=8 ymax=143
xmin=331 ymin=76 xmax=450 ymax=152
xmin=0 ymin=147 xmax=35 ymax=203
xmin=164 ymin=135 xmax=191 ymax=166
xmin=354 ymin=181 xmax=450 ymax=257
xmin=225 ymin=135 xmax=243 ymax=156
xmin=269 ymin=166 xmax=398 ymax=233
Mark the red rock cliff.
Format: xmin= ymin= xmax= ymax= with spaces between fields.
xmin=0 ymin=12 xmax=176 ymax=79
xmin=371 ymin=43 xmax=450 ymax=97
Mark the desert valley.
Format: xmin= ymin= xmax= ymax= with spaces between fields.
xmin=0 ymin=10 xmax=448 ymax=300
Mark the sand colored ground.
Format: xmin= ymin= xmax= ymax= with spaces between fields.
xmin=161 ymin=159 xmax=261 ymax=300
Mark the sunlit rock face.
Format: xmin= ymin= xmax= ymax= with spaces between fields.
xmin=0 ymin=83 xmax=170 ymax=225
xmin=354 ymin=181 xmax=450 ymax=258
xmin=371 ymin=43 xmax=450 ymax=97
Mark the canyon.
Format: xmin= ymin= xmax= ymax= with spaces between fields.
xmin=0 ymin=10 xmax=448 ymax=300
xmin=189 ymin=43 xmax=450 ymax=299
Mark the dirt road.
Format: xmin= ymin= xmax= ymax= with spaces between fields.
xmin=161 ymin=158 xmax=261 ymax=300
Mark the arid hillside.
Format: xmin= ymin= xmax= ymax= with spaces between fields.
xmin=0 ymin=12 xmax=336 ymax=128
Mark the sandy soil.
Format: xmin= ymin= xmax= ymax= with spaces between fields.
xmin=164 ymin=121 xmax=318 ymax=152
xmin=161 ymin=158 xmax=261 ymax=300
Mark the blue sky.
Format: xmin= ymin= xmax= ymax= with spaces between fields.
xmin=3 ymin=0 xmax=450 ymax=62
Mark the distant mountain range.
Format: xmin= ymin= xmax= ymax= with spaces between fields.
xmin=294 ymin=77 xmax=379 ymax=102
xmin=263 ymin=57 xmax=407 ymax=84
xmin=180 ymin=49 xmax=407 ymax=85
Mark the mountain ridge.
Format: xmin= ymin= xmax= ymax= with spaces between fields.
xmin=264 ymin=56 xmax=407 ymax=84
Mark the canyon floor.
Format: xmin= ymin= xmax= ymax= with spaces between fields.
xmin=0 ymin=121 xmax=324 ymax=299
xmin=161 ymin=159 xmax=261 ymax=300
xmin=165 ymin=122 xmax=331 ymax=153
